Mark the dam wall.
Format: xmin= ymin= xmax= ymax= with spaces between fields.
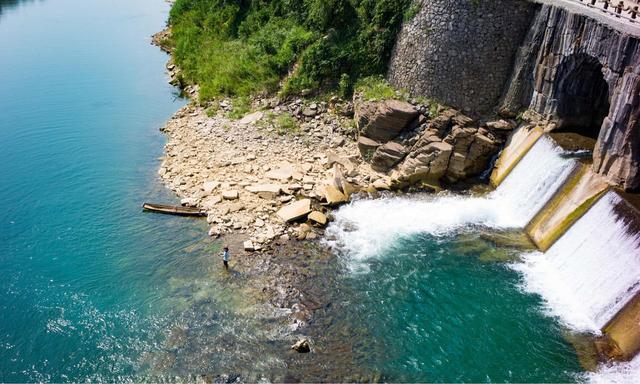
xmin=389 ymin=0 xmax=640 ymax=191
xmin=500 ymin=3 xmax=640 ymax=191
xmin=492 ymin=131 xmax=640 ymax=362
xmin=387 ymin=0 xmax=536 ymax=115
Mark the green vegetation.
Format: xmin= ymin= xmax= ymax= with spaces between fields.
xmin=355 ymin=75 xmax=399 ymax=101
xmin=403 ymin=2 xmax=421 ymax=21
xmin=261 ymin=111 xmax=300 ymax=135
xmin=227 ymin=96 xmax=252 ymax=120
xmin=275 ymin=113 xmax=299 ymax=135
xmin=169 ymin=0 xmax=414 ymax=101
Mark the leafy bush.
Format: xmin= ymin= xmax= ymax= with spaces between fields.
xmin=168 ymin=0 xmax=414 ymax=101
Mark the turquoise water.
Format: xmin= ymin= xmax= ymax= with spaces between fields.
xmin=0 ymin=0 xmax=221 ymax=381
xmin=0 ymin=0 xmax=588 ymax=382
xmin=324 ymin=233 xmax=584 ymax=382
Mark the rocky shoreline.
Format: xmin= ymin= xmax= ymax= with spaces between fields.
xmin=151 ymin=26 xmax=522 ymax=378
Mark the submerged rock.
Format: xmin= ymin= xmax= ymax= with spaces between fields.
xmin=291 ymin=338 xmax=311 ymax=353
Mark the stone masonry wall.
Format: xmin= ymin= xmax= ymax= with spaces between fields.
xmin=500 ymin=4 xmax=640 ymax=191
xmin=387 ymin=0 xmax=536 ymax=116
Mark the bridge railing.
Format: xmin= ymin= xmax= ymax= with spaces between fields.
xmin=570 ymin=0 xmax=639 ymax=24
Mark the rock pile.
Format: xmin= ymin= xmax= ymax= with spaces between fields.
xmin=159 ymin=98 xmax=385 ymax=250
xmin=353 ymin=97 xmax=517 ymax=187
xmin=159 ymin=94 xmax=519 ymax=250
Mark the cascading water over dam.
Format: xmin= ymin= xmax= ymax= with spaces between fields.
xmin=328 ymin=130 xmax=640 ymax=380
xmin=327 ymin=134 xmax=577 ymax=261
xmin=515 ymin=191 xmax=640 ymax=332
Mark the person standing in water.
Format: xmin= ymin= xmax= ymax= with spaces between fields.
xmin=222 ymin=246 xmax=230 ymax=270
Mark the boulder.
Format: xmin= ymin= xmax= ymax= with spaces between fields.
xmin=291 ymin=339 xmax=311 ymax=353
xmin=203 ymin=181 xmax=219 ymax=194
xmin=265 ymin=163 xmax=294 ymax=181
xmin=327 ymin=151 xmax=357 ymax=175
xmin=371 ymin=142 xmax=408 ymax=172
xmin=486 ymin=119 xmax=516 ymax=131
xmin=396 ymin=141 xmax=453 ymax=183
xmin=446 ymin=152 xmax=467 ymax=181
xmin=355 ymin=100 xmax=418 ymax=142
xmin=276 ymin=199 xmax=312 ymax=222
xmin=243 ymin=240 xmax=255 ymax=251
xmin=202 ymin=195 xmax=222 ymax=210
xmin=358 ymin=136 xmax=381 ymax=160
xmin=445 ymin=132 xmax=500 ymax=182
xmin=181 ymin=197 xmax=198 ymax=207
xmin=297 ymin=223 xmax=312 ymax=240
xmin=372 ymin=179 xmax=390 ymax=190
xmin=302 ymin=107 xmax=317 ymax=117
xmin=245 ymin=184 xmax=282 ymax=195
xmin=208 ymin=226 xmax=221 ymax=237
xmin=222 ymin=190 xmax=239 ymax=200
xmin=238 ymin=111 xmax=264 ymax=125
xmin=308 ymin=211 xmax=327 ymax=226
xmin=320 ymin=185 xmax=348 ymax=205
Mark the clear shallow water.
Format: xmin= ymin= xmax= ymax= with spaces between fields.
xmin=0 ymin=0 xmax=227 ymax=380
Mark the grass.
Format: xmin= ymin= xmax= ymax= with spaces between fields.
xmin=260 ymin=111 xmax=300 ymax=135
xmin=275 ymin=113 xmax=299 ymax=135
xmin=227 ymin=96 xmax=252 ymax=120
xmin=356 ymin=76 xmax=398 ymax=101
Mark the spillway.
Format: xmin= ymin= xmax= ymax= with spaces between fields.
xmin=329 ymin=130 xmax=640 ymax=379
xmin=327 ymin=133 xmax=577 ymax=261
xmin=514 ymin=191 xmax=640 ymax=332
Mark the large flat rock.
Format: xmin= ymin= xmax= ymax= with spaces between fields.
xmin=276 ymin=199 xmax=312 ymax=222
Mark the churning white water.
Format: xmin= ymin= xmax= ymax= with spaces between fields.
xmin=327 ymin=135 xmax=576 ymax=261
xmin=513 ymin=191 xmax=640 ymax=332
xmin=327 ymin=132 xmax=640 ymax=379
xmin=586 ymin=354 xmax=640 ymax=383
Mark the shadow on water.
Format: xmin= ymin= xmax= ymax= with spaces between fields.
xmin=0 ymin=0 xmax=37 ymax=19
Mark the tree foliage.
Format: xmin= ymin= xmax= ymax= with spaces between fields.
xmin=168 ymin=0 xmax=413 ymax=100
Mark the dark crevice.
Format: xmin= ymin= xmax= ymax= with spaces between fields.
xmin=554 ymin=53 xmax=610 ymax=140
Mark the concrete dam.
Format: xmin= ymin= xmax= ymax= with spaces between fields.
xmin=384 ymin=0 xmax=640 ymax=378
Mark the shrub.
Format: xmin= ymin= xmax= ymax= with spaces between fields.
xmin=168 ymin=0 xmax=414 ymax=101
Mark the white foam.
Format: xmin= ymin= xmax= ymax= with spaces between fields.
xmin=326 ymin=135 xmax=576 ymax=261
xmin=512 ymin=192 xmax=640 ymax=332
xmin=586 ymin=354 xmax=640 ymax=383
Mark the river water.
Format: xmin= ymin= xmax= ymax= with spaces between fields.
xmin=0 ymin=0 xmax=629 ymax=382
xmin=0 ymin=0 xmax=217 ymax=380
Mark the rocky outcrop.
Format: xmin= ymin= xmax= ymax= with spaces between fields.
xmin=387 ymin=0 xmax=536 ymax=115
xmin=394 ymin=116 xmax=504 ymax=185
xmin=355 ymin=99 xmax=418 ymax=142
xmin=500 ymin=4 xmax=640 ymax=191
xmin=371 ymin=142 xmax=408 ymax=172
xmin=354 ymin=98 xmax=508 ymax=185
xmin=276 ymin=199 xmax=312 ymax=223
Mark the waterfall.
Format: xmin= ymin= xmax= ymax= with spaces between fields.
xmin=491 ymin=135 xmax=579 ymax=225
xmin=513 ymin=191 xmax=640 ymax=332
xmin=327 ymin=130 xmax=640 ymax=378
xmin=327 ymin=133 xmax=576 ymax=262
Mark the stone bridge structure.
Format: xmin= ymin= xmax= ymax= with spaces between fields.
xmin=388 ymin=0 xmax=640 ymax=191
